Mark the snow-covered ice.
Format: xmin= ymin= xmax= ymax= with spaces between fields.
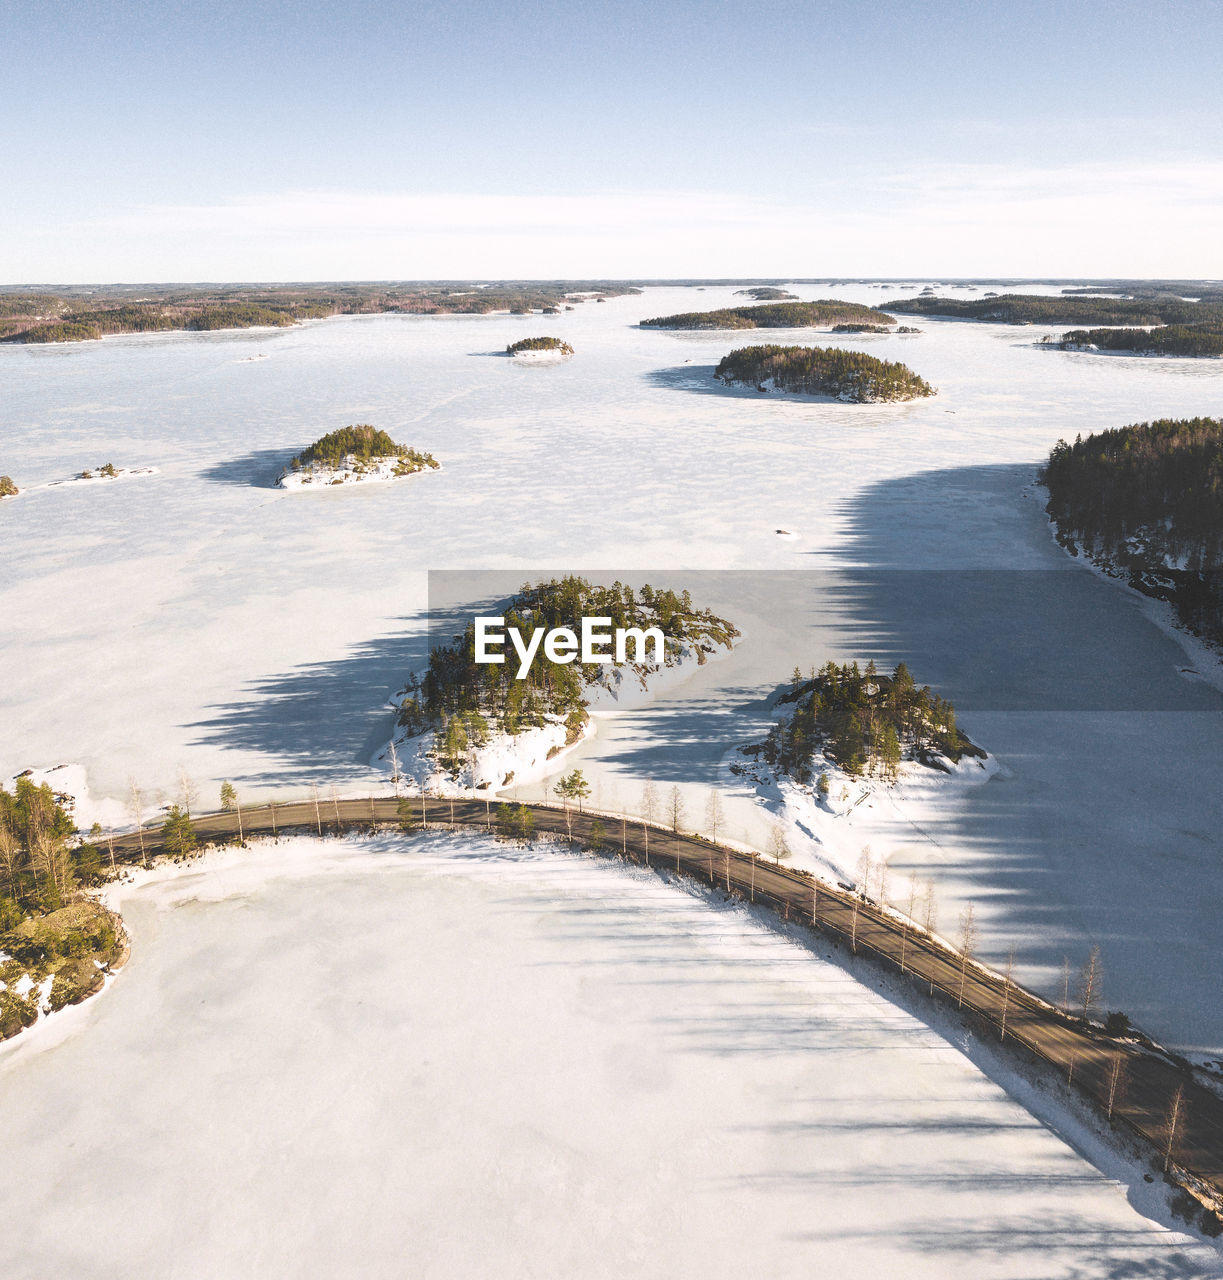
xmin=0 ymin=832 xmax=1215 ymax=1280
xmin=1 ymin=286 xmax=1221 ymax=1047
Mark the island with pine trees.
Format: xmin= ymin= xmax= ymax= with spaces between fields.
xmin=1041 ymin=417 xmax=1223 ymax=645
xmin=279 ymin=425 xmax=440 ymax=490
xmin=0 ymin=475 xmax=17 ymax=499
xmin=1042 ymin=326 xmax=1223 ymax=358
xmin=505 ymin=336 xmax=575 ymax=361
xmin=884 ymin=292 xmax=1223 ymax=327
xmin=383 ymin=576 xmax=739 ymax=793
xmin=639 ymin=300 xmax=895 ymax=330
xmin=714 ymin=345 xmax=935 ymax=402
xmin=733 ymin=287 xmax=797 ymax=301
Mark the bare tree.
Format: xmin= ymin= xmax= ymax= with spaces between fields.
xmin=900 ymin=876 xmax=919 ymax=973
xmin=704 ymin=789 xmax=724 ymax=843
xmin=0 ymin=816 xmax=20 ymax=903
xmin=876 ymin=857 xmax=891 ymax=911
xmin=768 ymin=821 xmax=791 ymax=864
xmin=128 ymin=779 xmax=148 ymax=868
xmin=1164 ymin=1085 xmax=1185 ymax=1173
xmin=388 ymin=740 xmax=402 ymax=798
xmin=850 ymin=897 xmax=860 ymax=953
xmin=641 ymin=779 xmax=658 ymax=826
xmin=667 ymin=785 xmax=685 ymax=834
xmin=269 ymin=798 xmax=278 ymax=837
xmin=921 ymin=878 xmax=937 ymax=935
xmin=311 ymin=783 xmax=322 ymax=835
xmin=177 ymin=767 xmax=199 ymax=819
xmin=855 ymin=845 xmax=875 ymax=900
xmin=1060 ymin=955 xmax=1071 ymax=1014
xmin=1077 ymin=944 xmax=1102 ymax=1022
xmin=956 ymin=903 xmax=978 ymax=1008
xmin=999 ymin=948 xmax=1016 ymax=1041
xmin=331 ymin=785 xmax=342 ymax=829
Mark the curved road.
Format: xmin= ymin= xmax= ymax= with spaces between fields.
xmin=103 ymin=793 xmax=1223 ymax=1214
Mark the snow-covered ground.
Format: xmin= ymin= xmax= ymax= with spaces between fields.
xmin=278 ymin=455 xmax=439 ymax=490
xmin=2 ymin=282 xmax=1222 ymax=1055
xmin=0 ymin=831 xmax=1215 ymax=1279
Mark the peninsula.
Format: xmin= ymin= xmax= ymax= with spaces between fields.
xmin=640 ymin=300 xmax=894 ymax=330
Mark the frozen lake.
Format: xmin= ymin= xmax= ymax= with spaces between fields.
xmin=0 ymin=834 xmax=1213 ymax=1280
xmin=2 ymin=281 xmax=1219 ymax=1051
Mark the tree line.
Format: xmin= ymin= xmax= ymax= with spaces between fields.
xmin=1041 ymin=419 xmax=1223 ymax=643
xmin=1047 ymin=325 xmax=1223 ymax=358
xmin=714 ymin=344 xmax=934 ymax=402
xmin=885 ymin=293 xmax=1223 ymax=327
xmin=639 ymin=300 xmax=893 ymax=330
xmin=748 ymin=660 xmax=981 ymax=782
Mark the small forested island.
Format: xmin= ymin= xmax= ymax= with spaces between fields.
xmin=885 ymin=292 xmax=1223 ymax=327
xmin=743 ymin=661 xmax=983 ymax=783
xmin=830 ymin=323 xmax=891 ymax=333
xmin=1041 ymin=418 xmax=1223 ymax=645
xmin=1043 ymin=326 xmax=1223 ymax=358
xmin=0 ymin=475 xmax=17 ymax=498
xmin=0 ymin=282 xmax=643 ymax=344
xmin=0 ymin=778 xmax=126 ymax=1040
xmin=280 ymin=425 xmax=439 ymax=490
xmin=392 ymin=576 xmax=739 ymax=787
xmin=640 ymin=300 xmax=894 ymax=330
xmin=734 ymin=287 xmax=797 ymax=301
xmin=714 ymin=345 xmax=935 ymax=402
xmin=505 ymin=336 xmax=574 ymax=358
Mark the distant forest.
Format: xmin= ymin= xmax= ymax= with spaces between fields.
xmin=746 ymin=661 xmax=982 ymax=782
xmin=885 ymin=293 xmax=1223 ymax=327
xmin=1041 ymin=418 xmax=1223 ymax=644
xmin=398 ymin=576 xmax=739 ymax=775
xmin=714 ymin=345 xmax=934 ymax=402
xmin=0 ymin=282 xmax=643 ymax=344
xmin=640 ymin=300 xmax=892 ymax=330
xmin=1046 ymin=326 xmax=1223 ymax=358
xmin=733 ymin=287 xmax=796 ymax=300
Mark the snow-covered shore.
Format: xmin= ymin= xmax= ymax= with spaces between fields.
xmin=374 ymin=638 xmax=733 ymax=796
xmin=278 ymin=456 xmax=440 ymax=490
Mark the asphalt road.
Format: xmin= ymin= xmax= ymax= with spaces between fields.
xmin=102 ymin=793 xmax=1223 ymax=1209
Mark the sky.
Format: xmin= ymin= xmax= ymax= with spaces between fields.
xmin=3 ymin=0 xmax=1223 ymax=282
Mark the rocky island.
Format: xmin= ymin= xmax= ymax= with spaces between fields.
xmin=279 ymin=425 xmax=440 ymax=490
xmin=506 ymin=336 xmax=574 ymax=361
xmin=714 ymin=345 xmax=935 ymax=402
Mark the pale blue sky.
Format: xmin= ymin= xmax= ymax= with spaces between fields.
xmin=4 ymin=0 xmax=1222 ymax=281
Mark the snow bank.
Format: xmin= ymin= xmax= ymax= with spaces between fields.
xmin=278 ymin=456 xmax=439 ymax=490
xmin=733 ymin=741 xmax=1001 ymax=892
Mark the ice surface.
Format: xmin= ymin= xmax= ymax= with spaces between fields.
xmin=0 ymin=833 xmax=1214 ymax=1280
xmin=2 ymin=283 xmax=1221 ymax=1053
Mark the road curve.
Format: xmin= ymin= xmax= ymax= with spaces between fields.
xmin=100 ymin=793 xmax=1223 ymax=1216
